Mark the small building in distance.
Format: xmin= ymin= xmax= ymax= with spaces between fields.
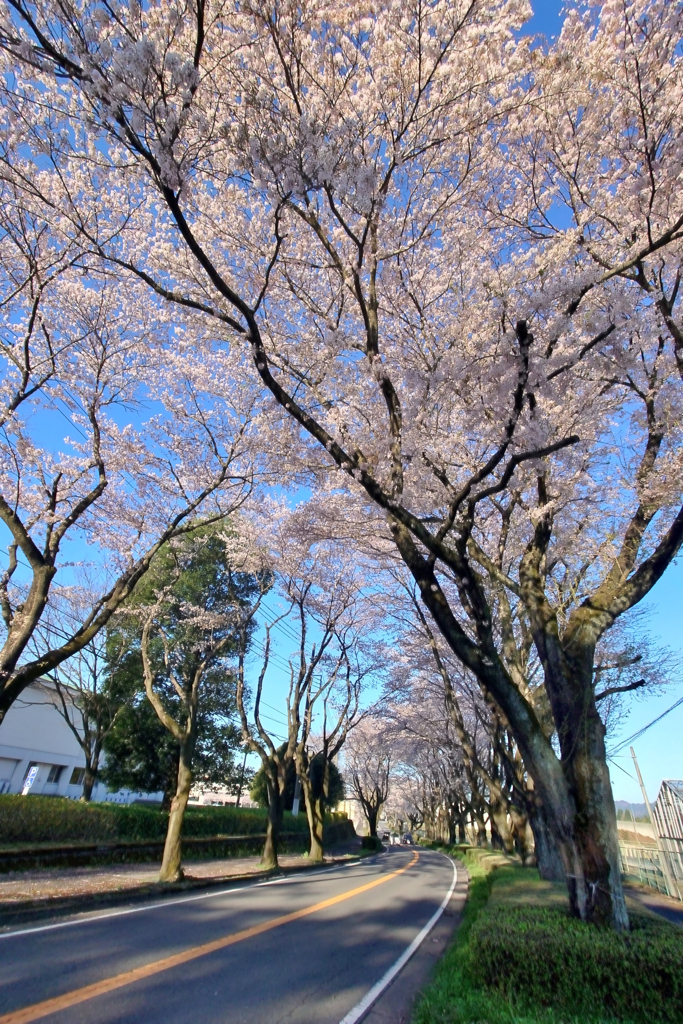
xmin=0 ymin=682 xmax=158 ymax=804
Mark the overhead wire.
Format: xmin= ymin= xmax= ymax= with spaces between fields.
xmin=608 ymin=694 xmax=683 ymax=756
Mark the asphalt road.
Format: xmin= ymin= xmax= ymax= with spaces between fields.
xmin=0 ymin=847 xmax=456 ymax=1024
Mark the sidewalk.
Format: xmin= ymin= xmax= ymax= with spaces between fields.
xmin=624 ymin=882 xmax=683 ymax=928
xmin=0 ymin=838 xmax=366 ymax=930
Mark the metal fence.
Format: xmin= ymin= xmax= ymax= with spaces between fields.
xmin=618 ymin=840 xmax=681 ymax=898
xmin=652 ymin=780 xmax=683 ymax=889
xmin=619 ymin=779 xmax=683 ymax=900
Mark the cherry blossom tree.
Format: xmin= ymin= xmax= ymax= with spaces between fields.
xmin=0 ymin=246 xmax=262 ymax=720
xmin=3 ymin=0 xmax=683 ymax=928
xmin=344 ymin=718 xmax=394 ymax=839
xmin=25 ymin=590 xmax=132 ymax=800
xmin=235 ymin=527 xmax=377 ymax=868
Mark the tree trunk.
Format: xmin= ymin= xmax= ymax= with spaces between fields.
xmin=262 ymin=783 xmax=283 ymax=870
xmin=457 ymin=814 xmax=467 ymax=845
xmin=490 ymin=801 xmax=514 ymax=854
xmin=393 ymin=522 xmax=629 ymax=927
xmin=159 ymin=743 xmax=193 ymax=883
xmin=310 ymin=797 xmax=325 ymax=862
xmin=301 ymin=771 xmax=325 ymax=863
xmin=529 ymin=799 xmax=565 ymax=880
xmin=509 ymin=802 xmax=534 ymax=865
xmin=81 ymin=763 xmax=96 ymax=802
xmin=561 ymin=707 xmax=628 ymax=928
xmin=367 ymin=806 xmax=378 ymax=837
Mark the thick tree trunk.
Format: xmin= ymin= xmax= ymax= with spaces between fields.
xmin=262 ymin=785 xmax=284 ymax=870
xmin=447 ymin=811 xmax=456 ymax=846
xmin=301 ymin=772 xmax=325 ymax=863
xmin=509 ymin=802 xmax=535 ymax=865
xmin=529 ymin=799 xmax=565 ymax=881
xmin=310 ymin=797 xmax=325 ymax=862
xmin=366 ymin=807 xmax=378 ymax=837
xmin=457 ymin=814 xmax=467 ymax=845
xmin=561 ymin=708 xmax=628 ymax=928
xmin=393 ymin=522 xmax=629 ymax=927
xmin=490 ymin=801 xmax=514 ymax=854
xmin=159 ymin=744 xmax=193 ymax=883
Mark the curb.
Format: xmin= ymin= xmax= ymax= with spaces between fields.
xmin=0 ymin=849 xmax=377 ymax=931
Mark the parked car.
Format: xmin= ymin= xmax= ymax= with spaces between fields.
xmin=401 ymin=832 xmax=414 ymax=845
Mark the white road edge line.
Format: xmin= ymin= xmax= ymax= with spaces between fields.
xmin=0 ymin=855 xmax=373 ymax=942
xmin=338 ymin=852 xmax=458 ymax=1024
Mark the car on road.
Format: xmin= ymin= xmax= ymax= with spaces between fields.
xmin=389 ymin=833 xmax=401 ymax=845
xmin=400 ymin=833 xmax=414 ymax=845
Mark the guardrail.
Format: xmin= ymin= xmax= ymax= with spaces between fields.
xmin=619 ymin=840 xmax=683 ymax=900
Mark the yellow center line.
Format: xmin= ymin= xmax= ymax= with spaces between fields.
xmin=0 ymin=851 xmax=419 ymax=1024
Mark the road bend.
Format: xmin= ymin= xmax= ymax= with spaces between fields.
xmin=0 ymin=847 xmax=455 ymax=1024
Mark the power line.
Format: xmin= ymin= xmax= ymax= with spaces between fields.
xmin=608 ymin=694 xmax=683 ymax=756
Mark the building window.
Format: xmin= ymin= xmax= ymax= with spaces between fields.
xmin=46 ymin=765 xmax=64 ymax=784
xmin=69 ymin=767 xmax=85 ymax=786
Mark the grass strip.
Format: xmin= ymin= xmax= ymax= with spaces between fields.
xmin=412 ymin=845 xmax=683 ymax=1024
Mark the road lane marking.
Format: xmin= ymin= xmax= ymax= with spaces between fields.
xmin=0 ymin=855 xmax=366 ymax=941
xmin=338 ymin=853 xmax=458 ymax=1024
xmin=0 ymin=851 xmax=419 ymax=1024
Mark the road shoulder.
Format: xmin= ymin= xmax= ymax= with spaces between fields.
xmin=358 ymin=856 xmax=469 ymax=1024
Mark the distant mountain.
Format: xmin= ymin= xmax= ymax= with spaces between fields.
xmin=615 ymin=800 xmax=647 ymax=818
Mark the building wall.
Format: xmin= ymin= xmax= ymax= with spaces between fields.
xmin=0 ymin=684 xmax=159 ymax=804
xmin=338 ymin=798 xmax=367 ymax=835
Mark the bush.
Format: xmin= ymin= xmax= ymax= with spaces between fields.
xmin=0 ymin=796 xmax=157 ymax=844
xmin=467 ymin=903 xmax=683 ymax=1023
xmin=183 ymin=805 xmax=308 ymax=837
xmin=0 ymin=795 xmax=309 ymax=846
xmin=361 ymin=835 xmax=383 ymax=851
xmin=412 ymin=845 xmax=683 ymax=1024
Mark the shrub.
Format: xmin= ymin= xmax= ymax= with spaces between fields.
xmin=0 ymin=795 xmax=309 ymax=845
xmin=467 ymin=903 xmax=683 ymax=1023
xmin=182 ymin=805 xmax=308 ymax=838
xmin=361 ymin=835 xmax=383 ymax=851
xmin=413 ymin=845 xmax=683 ymax=1024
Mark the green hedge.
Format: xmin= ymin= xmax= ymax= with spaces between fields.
xmin=413 ymin=845 xmax=683 ymax=1024
xmin=467 ymin=903 xmax=683 ymax=1023
xmin=361 ymin=835 xmax=383 ymax=851
xmin=0 ymin=796 xmax=309 ymax=845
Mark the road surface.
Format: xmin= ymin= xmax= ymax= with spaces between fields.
xmin=0 ymin=848 xmax=456 ymax=1024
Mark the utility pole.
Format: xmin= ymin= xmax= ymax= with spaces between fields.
xmin=292 ymin=776 xmax=302 ymax=817
xmin=630 ymin=747 xmax=679 ymax=900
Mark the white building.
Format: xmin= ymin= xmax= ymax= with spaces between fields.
xmin=0 ymin=682 xmax=157 ymax=803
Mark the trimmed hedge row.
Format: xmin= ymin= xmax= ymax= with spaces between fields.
xmin=467 ymin=902 xmax=683 ymax=1023
xmin=413 ymin=845 xmax=683 ymax=1024
xmin=0 ymin=796 xmax=310 ymax=845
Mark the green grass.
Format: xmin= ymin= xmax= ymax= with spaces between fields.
xmin=412 ymin=846 xmax=683 ymax=1024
